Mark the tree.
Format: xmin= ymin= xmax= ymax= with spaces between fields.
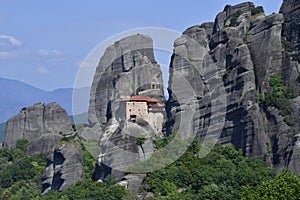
xmin=16 ymin=139 xmax=30 ymax=152
xmin=242 ymin=169 xmax=300 ymax=200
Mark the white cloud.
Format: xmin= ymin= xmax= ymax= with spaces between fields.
xmin=36 ymin=67 xmax=50 ymax=75
xmin=0 ymin=35 xmax=22 ymax=48
xmin=37 ymin=49 xmax=63 ymax=56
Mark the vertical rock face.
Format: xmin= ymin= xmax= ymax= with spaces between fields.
xmin=167 ymin=1 xmax=300 ymax=173
xmin=280 ymin=0 xmax=300 ymax=51
xmin=2 ymin=102 xmax=72 ymax=151
xmin=88 ymin=34 xmax=164 ymax=128
xmin=247 ymin=13 xmax=284 ymax=92
xmin=87 ymin=34 xmax=165 ymax=187
xmin=41 ymin=142 xmax=84 ymax=194
xmin=168 ymin=3 xmax=267 ymax=159
xmin=285 ymin=134 xmax=300 ymax=176
xmin=280 ymin=0 xmax=300 ymax=95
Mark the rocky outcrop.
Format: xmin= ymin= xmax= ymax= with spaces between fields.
xmin=86 ymin=34 xmax=165 ymax=191
xmin=247 ymin=13 xmax=284 ymax=92
xmin=2 ymin=102 xmax=72 ymax=152
xmin=167 ymin=1 xmax=300 ymax=173
xmin=93 ymin=121 xmax=155 ymax=181
xmin=285 ymin=134 xmax=300 ymax=176
xmin=83 ymin=1 xmax=300 ymax=184
xmin=88 ymin=34 xmax=164 ymax=128
xmin=26 ymin=134 xmax=62 ymax=155
xmin=280 ymin=0 xmax=300 ymax=51
xmin=167 ymin=2 xmax=267 ymax=159
xmin=117 ymin=174 xmax=144 ymax=195
xmin=41 ymin=142 xmax=84 ymax=194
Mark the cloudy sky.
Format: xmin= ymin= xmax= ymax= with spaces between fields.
xmin=0 ymin=0 xmax=282 ymax=91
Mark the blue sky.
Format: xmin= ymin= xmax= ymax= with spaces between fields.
xmin=0 ymin=0 xmax=282 ymax=91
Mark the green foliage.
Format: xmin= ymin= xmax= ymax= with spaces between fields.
xmin=143 ymin=143 xmax=275 ymax=199
xmin=241 ymin=169 xmax=300 ymax=200
xmin=0 ymin=141 xmax=128 ymax=200
xmin=129 ymin=136 xmax=193 ymax=173
xmin=40 ymin=179 xmax=129 ymax=200
xmin=0 ymin=147 xmax=46 ymax=200
xmin=223 ymin=68 xmax=232 ymax=81
xmin=103 ymin=175 xmax=117 ymax=186
xmin=153 ymin=134 xmax=175 ymax=149
xmin=260 ymin=74 xmax=295 ymax=126
xmin=251 ymin=6 xmax=264 ymax=16
xmin=230 ymin=10 xmax=242 ymax=26
xmin=136 ymin=135 xmax=146 ymax=146
xmin=16 ymin=139 xmax=30 ymax=152
xmin=78 ymin=140 xmax=97 ymax=179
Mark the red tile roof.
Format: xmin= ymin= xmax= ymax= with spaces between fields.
xmin=127 ymin=96 xmax=159 ymax=103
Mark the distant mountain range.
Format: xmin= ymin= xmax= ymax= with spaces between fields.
xmin=0 ymin=77 xmax=90 ymax=123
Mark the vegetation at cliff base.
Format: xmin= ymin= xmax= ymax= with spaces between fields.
xmin=143 ymin=141 xmax=277 ymax=199
xmin=1 ymin=139 xmax=300 ymax=199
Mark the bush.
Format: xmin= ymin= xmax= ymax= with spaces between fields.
xmin=263 ymin=74 xmax=294 ymax=108
xmin=242 ymin=169 xmax=300 ymax=200
xmin=16 ymin=139 xmax=30 ymax=152
xmin=251 ymin=6 xmax=264 ymax=16
xmin=230 ymin=10 xmax=242 ymax=26
xmin=136 ymin=135 xmax=146 ymax=146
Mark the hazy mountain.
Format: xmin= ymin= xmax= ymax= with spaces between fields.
xmin=0 ymin=77 xmax=90 ymax=123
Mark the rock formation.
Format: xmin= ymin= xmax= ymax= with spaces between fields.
xmin=85 ymin=34 xmax=165 ymax=191
xmin=280 ymin=0 xmax=300 ymax=51
xmin=41 ymin=142 xmax=84 ymax=194
xmin=86 ymin=1 xmax=300 ymax=184
xmin=2 ymin=102 xmax=72 ymax=154
xmin=167 ymin=1 xmax=300 ymax=174
xmin=88 ymin=34 xmax=164 ymax=128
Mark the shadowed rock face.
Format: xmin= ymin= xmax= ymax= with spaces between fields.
xmin=41 ymin=142 xmax=84 ymax=194
xmin=2 ymin=102 xmax=72 ymax=152
xmin=167 ymin=1 xmax=300 ymax=174
xmin=280 ymin=0 xmax=300 ymax=51
xmin=285 ymin=134 xmax=300 ymax=176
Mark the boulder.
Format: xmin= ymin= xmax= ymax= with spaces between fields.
xmin=41 ymin=142 xmax=84 ymax=194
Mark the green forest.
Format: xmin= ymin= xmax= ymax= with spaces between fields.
xmin=1 ymin=138 xmax=300 ymax=200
